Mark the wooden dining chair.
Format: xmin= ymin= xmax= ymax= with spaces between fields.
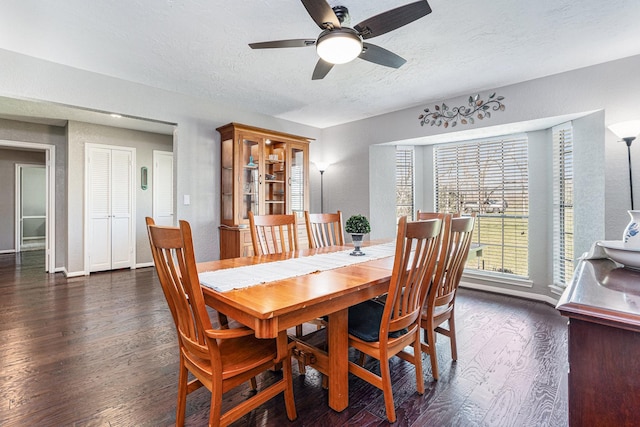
xmin=347 ymin=215 xmax=445 ymax=423
xmin=146 ymin=219 xmax=297 ymax=427
xmin=248 ymin=211 xmax=299 ymax=255
xmin=304 ymin=210 xmax=345 ymax=248
xmin=420 ymin=214 xmax=476 ymax=380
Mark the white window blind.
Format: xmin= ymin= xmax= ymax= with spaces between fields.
xmin=435 ymin=136 xmax=529 ymax=277
xmin=396 ymin=147 xmax=414 ymax=219
xmin=552 ymin=122 xmax=574 ymax=288
xmin=290 ymin=150 xmax=304 ymax=213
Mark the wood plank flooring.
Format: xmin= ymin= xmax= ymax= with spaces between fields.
xmin=0 ymin=251 xmax=568 ymax=426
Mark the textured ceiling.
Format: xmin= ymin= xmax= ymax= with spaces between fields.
xmin=1 ymin=0 xmax=640 ymax=129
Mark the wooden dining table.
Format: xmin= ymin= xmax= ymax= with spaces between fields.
xmin=197 ymin=244 xmax=395 ymax=412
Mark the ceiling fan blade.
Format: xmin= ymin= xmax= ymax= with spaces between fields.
xmin=249 ymin=39 xmax=316 ymax=49
xmin=359 ymin=43 xmax=406 ymax=69
xmin=301 ymin=0 xmax=341 ymax=29
xmin=354 ymin=0 xmax=432 ymax=39
xmin=312 ymin=58 xmax=334 ymax=80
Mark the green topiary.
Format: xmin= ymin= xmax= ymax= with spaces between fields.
xmin=345 ymin=214 xmax=371 ymax=234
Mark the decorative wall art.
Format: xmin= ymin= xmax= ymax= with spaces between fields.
xmin=419 ymin=93 xmax=506 ymax=128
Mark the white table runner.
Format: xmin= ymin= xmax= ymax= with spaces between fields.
xmin=199 ymin=242 xmax=396 ymax=292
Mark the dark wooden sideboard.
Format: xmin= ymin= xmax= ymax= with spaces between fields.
xmin=556 ymin=259 xmax=640 ymax=426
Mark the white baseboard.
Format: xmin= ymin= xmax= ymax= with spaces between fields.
xmin=136 ymin=261 xmax=154 ymax=269
xmin=460 ymin=281 xmax=559 ymax=306
xmin=0 ymin=249 xmax=16 ymax=254
xmin=63 ymin=268 xmax=87 ymax=278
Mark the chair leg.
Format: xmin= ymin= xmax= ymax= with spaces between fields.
xmin=380 ymin=359 xmax=396 ymax=423
xmin=413 ymin=336 xmax=425 ymax=395
xmin=357 ymin=351 xmax=366 ymax=366
xmin=282 ymin=353 xmax=298 ymax=421
xmin=209 ymin=380 xmax=224 ymax=427
xmin=449 ymin=315 xmax=458 ymax=361
xmin=426 ymin=326 xmax=439 ymax=381
xmin=249 ymin=377 xmax=257 ymax=391
xmin=176 ymin=364 xmax=189 ymax=426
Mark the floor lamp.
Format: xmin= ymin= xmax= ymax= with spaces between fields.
xmin=315 ymin=162 xmax=330 ymax=213
xmin=609 ymin=120 xmax=640 ymax=210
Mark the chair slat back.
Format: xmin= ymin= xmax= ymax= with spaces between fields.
xmin=249 ymin=212 xmax=299 ymax=255
xmin=430 ymin=214 xmax=476 ymax=309
xmin=383 ymin=215 xmax=445 ymax=339
xmin=147 ymin=220 xmax=219 ymax=364
xmin=304 ymin=210 xmax=345 ymax=248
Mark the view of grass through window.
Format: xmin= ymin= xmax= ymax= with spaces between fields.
xmin=435 ymin=137 xmax=529 ymax=277
xmin=396 ymin=147 xmax=414 ymax=220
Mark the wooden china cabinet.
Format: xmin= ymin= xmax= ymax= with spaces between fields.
xmin=217 ymin=123 xmax=312 ymax=259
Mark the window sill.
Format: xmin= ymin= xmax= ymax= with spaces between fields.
xmin=462 ymin=269 xmax=533 ymax=288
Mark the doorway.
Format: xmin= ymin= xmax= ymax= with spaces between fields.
xmin=15 ymin=164 xmax=46 ymax=252
xmin=152 ymin=150 xmax=174 ymax=226
xmin=0 ymin=139 xmax=55 ymax=272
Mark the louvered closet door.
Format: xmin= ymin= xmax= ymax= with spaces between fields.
xmin=87 ymin=146 xmax=133 ymax=272
xmin=110 ymin=149 xmax=133 ymax=269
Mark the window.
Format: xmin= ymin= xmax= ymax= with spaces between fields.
xmin=435 ymin=136 xmax=529 ymax=277
xmin=396 ymin=147 xmax=414 ymax=219
xmin=552 ymin=122 xmax=574 ymax=288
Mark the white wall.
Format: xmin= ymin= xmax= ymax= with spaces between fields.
xmin=369 ymin=145 xmax=396 ymax=240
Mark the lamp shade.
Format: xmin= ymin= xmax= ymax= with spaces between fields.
xmin=316 ymin=28 xmax=362 ymax=65
xmin=315 ymin=161 xmax=331 ymax=173
xmin=608 ymin=120 xmax=640 ymax=139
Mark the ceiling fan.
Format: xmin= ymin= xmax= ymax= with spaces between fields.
xmin=249 ymin=0 xmax=432 ymax=80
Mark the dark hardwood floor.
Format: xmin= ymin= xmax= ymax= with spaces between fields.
xmin=0 ymin=251 xmax=568 ymax=426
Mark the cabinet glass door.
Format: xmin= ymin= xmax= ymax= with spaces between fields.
xmin=289 ymin=144 xmax=306 ymax=217
xmin=240 ymin=136 xmax=260 ymax=221
xmin=264 ymin=141 xmax=286 ymax=215
xmin=221 ymin=138 xmax=234 ymax=224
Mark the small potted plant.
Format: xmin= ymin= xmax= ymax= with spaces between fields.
xmin=345 ymin=214 xmax=371 ymax=256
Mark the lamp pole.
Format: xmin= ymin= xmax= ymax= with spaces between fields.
xmin=624 ymin=136 xmax=636 ymax=210
xmin=320 ymin=170 xmax=325 ymax=213
xmin=315 ymin=162 xmax=330 ymax=213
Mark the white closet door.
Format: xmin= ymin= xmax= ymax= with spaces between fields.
xmin=110 ymin=149 xmax=133 ymax=269
xmin=153 ymin=150 xmax=174 ymax=226
xmin=87 ymin=145 xmax=134 ymax=272
xmin=88 ymin=147 xmax=113 ymax=272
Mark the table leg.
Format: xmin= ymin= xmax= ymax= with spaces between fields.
xmin=276 ymin=330 xmax=289 ymax=362
xmin=327 ymin=308 xmax=349 ymax=411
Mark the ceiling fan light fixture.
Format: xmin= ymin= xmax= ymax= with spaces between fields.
xmin=316 ymin=28 xmax=362 ymax=64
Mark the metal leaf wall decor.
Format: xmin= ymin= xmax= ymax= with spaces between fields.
xmin=419 ymin=93 xmax=506 ymax=128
